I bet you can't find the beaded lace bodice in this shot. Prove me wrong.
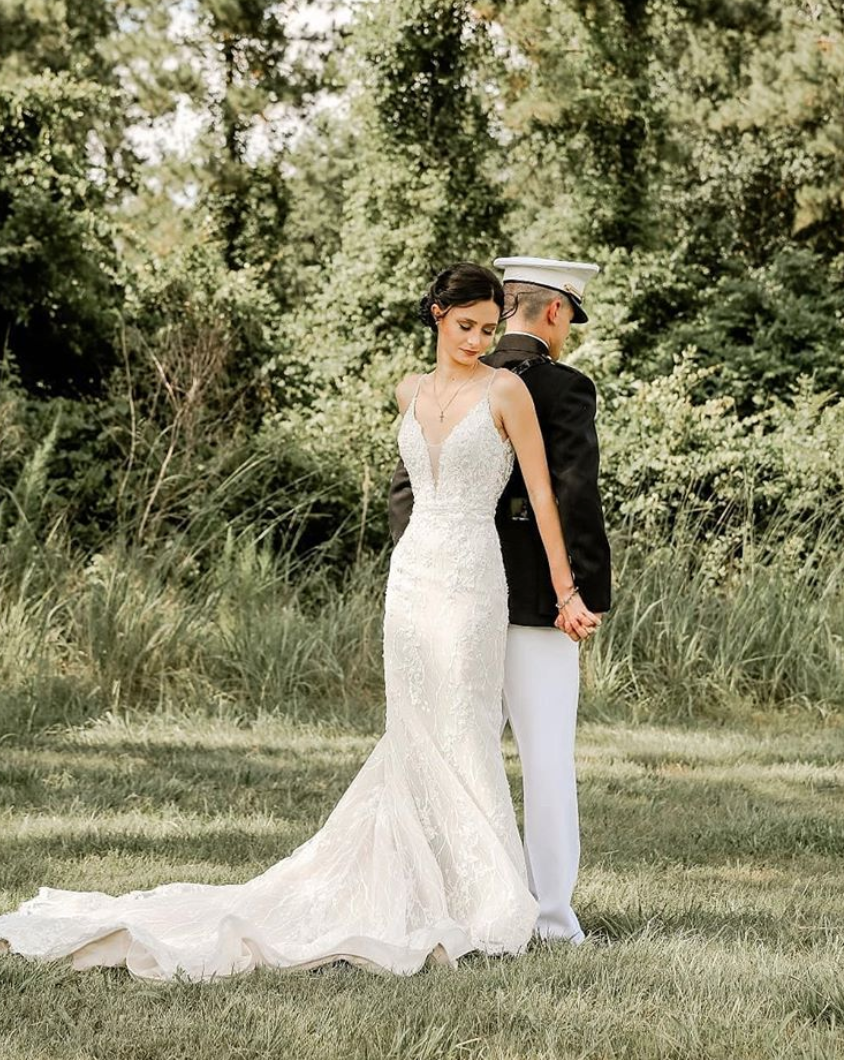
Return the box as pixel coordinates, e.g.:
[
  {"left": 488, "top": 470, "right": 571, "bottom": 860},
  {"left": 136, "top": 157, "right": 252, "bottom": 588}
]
[
  {"left": 0, "top": 369, "right": 536, "bottom": 981},
  {"left": 399, "top": 377, "right": 514, "bottom": 515}
]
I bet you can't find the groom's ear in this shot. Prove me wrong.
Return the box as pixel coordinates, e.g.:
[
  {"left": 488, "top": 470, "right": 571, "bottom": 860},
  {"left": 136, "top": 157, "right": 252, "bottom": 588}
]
[{"left": 546, "top": 297, "right": 564, "bottom": 325}]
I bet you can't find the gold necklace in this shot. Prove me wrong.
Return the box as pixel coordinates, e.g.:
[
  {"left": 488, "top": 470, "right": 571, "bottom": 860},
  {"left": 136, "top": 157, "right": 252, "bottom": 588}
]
[{"left": 431, "top": 362, "right": 478, "bottom": 423}]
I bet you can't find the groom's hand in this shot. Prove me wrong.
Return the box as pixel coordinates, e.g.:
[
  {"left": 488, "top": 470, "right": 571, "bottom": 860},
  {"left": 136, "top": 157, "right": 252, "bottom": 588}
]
[{"left": 555, "top": 602, "right": 602, "bottom": 642}]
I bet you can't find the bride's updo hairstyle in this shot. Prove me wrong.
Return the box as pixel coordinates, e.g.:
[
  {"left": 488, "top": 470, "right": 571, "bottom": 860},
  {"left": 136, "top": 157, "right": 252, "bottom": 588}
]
[{"left": 418, "top": 262, "right": 507, "bottom": 334}]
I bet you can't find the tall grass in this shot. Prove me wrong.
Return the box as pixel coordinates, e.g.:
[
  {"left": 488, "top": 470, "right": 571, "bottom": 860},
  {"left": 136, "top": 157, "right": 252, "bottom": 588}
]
[
  {"left": 583, "top": 505, "right": 844, "bottom": 723},
  {"left": 1, "top": 355, "right": 841, "bottom": 736},
  {"left": 0, "top": 343, "right": 386, "bottom": 735},
  {"left": 1, "top": 497, "right": 841, "bottom": 738},
  {"left": 0, "top": 536, "right": 387, "bottom": 736}
]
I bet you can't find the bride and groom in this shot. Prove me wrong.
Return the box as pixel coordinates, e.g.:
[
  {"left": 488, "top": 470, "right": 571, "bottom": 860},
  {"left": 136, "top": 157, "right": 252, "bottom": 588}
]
[{"left": 0, "top": 257, "right": 611, "bottom": 981}]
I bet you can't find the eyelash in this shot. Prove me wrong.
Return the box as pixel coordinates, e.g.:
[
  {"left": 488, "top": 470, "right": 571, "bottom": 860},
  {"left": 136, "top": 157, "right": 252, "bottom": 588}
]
[{"left": 459, "top": 324, "right": 495, "bottom": 334}]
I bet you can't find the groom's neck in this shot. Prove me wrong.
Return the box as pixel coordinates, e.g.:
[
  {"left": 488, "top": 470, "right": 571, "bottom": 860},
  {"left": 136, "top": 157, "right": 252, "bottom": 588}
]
[{"left": 503, "top": 327, "right": 555, "bottom": 358}]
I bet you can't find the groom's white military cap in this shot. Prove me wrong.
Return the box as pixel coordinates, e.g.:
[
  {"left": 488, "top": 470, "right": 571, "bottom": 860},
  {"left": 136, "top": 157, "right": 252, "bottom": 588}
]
[{"left": 494, "top": 256, "right": 600, "bottom": 324}]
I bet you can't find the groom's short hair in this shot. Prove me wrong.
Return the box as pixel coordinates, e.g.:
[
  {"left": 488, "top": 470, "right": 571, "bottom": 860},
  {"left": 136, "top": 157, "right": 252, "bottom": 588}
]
[{"left": 504, "top": 282, "right": 563, "bottom": 322}]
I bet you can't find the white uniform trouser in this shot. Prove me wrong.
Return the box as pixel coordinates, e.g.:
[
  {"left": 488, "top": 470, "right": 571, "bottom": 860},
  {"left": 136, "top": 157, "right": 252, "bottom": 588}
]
[{"left": 502, "top": 625, "right": 584, "bottom": 943}]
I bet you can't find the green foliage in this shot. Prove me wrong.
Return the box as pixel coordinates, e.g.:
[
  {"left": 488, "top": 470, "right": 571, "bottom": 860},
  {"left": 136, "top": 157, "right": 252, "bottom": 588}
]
[
  {"left": 596, "top": 351, "right": 844, "bottom": 561},
  {"left": 667, "top": 248, "right": 844, "bottom": 408},
  {"left": 0, "top": 240, "right": 372, "bottom": 568},
  {"left": 265, "top": 0, "right": 507, "bottom": 487},
  {"left": 586, "top": 511, "right": 844, "bottom": 721},
  {"left": 0, "top": 539, "right": 388, "bottom": 735},
  {"left": 276, "top": 112, "right": 359, "bottom": 306},
  {"left": 493, "top": 0, "right": 844, "bottom": 280},
  {"left": 1, "top": 482, "right": 842, "bottom": 737},
  {"left": 115, "top": 243, "right": 375, "bottom": 562},
  {"left": 0, "top": 409, "right": 61, "bottom": 580},
  {"left": 583, "top": 243, "right": 844, "bottom": 414},
  {"left": 0, "top": 0, "right": 116, "bottom": 82},
  {"left": 0, "top": 0, "right": 842, "bottom": 742},
  {"left": 123, "top": 0, "right": 321, "bottom": 276},
  {"left": 0, "top": 73, "right": 126, "bottom": 394},
  {"left": 489, "top": 0, "right": 671, "bottom": 253}
]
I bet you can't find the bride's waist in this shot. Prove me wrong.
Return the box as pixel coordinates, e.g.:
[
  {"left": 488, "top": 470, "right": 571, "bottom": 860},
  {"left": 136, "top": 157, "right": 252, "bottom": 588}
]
[
  {"left": 390, "top": 511, "right": 505, "bottom": 586},
  {"left": 409, "top": 501, "right": 496, "bottom": 525}
]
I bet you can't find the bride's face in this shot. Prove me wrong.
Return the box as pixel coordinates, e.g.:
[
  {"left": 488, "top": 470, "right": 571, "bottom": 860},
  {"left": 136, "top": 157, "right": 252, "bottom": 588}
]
[{"left": 433, "top": 299, "right": 500, "bottom": 367}]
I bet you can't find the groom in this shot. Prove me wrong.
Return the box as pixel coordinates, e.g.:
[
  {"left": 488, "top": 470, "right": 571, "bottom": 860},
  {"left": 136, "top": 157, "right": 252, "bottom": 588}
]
[{"left": 388, "top": 256, "right": 611, "bottom": 944}]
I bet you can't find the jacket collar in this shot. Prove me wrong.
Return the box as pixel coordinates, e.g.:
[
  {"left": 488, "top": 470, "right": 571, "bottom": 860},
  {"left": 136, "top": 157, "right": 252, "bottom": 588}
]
[{"left": 483, "top": 332, "right": 553, "bottom": 369}]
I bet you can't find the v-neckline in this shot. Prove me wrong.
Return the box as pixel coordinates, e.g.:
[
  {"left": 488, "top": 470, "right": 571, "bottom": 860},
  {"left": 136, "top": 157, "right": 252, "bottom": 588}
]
[
  {"left": 412, "top": 392, "right": 504, "bottom": 493},
  {"left": 411, "top": 390, "right": 489, "bottom": 451}
]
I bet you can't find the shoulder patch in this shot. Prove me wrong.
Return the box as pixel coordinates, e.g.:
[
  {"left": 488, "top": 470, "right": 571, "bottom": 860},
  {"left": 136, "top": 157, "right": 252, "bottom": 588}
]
[{"left": 507, "top": 356, "right": 549, "bottom": 378}]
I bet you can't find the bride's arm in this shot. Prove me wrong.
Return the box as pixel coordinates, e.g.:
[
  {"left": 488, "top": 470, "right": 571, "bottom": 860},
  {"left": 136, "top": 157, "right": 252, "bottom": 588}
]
[{"left": 494, "top": 372, "right": 600, "bottom": 639}]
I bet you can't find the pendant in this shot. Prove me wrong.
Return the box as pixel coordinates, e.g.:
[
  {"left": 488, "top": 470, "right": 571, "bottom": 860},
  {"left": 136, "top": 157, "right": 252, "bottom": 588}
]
[{"left": 439, "top": 411, "right": 444, "bottom": 422}]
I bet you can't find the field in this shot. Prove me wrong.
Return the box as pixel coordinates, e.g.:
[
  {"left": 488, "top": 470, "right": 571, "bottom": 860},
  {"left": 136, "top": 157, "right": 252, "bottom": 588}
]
[
  {"left": 4, "top": 0, "right": 844, "bottom": 1054},
  {"left": 2, "top": 711, "right": 843, "bottom": 1060}
]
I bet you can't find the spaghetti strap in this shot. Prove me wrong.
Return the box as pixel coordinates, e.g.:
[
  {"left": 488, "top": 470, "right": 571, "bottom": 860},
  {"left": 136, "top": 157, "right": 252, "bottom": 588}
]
[
  {"left": 485, "top": 368, "right": 498, "bottom": 397},
  {"left": 403, "top": 374, "right": 426, "bottom": 419}
]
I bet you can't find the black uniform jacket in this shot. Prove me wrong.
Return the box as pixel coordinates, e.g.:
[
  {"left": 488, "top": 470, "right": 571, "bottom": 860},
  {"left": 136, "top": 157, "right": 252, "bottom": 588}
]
[{"left": 387, "top": 333, "right": 612, "bottom": 625}]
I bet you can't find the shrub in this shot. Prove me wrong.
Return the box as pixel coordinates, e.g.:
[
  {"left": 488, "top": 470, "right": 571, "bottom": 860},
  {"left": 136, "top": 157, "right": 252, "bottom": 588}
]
[{"left": 595, "top": 351, "right": 844, "bottom": 569}]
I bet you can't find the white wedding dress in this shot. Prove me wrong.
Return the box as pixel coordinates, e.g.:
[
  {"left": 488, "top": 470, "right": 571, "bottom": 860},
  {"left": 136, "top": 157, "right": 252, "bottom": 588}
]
[{"left": 0, "top": 373, "right": 538, "bottom": 980}]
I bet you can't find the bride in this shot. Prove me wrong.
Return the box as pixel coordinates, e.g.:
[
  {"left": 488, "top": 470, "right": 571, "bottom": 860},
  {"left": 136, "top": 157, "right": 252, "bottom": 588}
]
[{"left": 0, "top": 262, "right": 591, "bottom": 980}]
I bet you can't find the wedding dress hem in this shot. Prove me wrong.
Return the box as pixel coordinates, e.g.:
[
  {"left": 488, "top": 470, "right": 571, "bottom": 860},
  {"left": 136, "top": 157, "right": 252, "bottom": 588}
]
[{"left": 0, "top": 890, "right": 527, "bottom": 980}]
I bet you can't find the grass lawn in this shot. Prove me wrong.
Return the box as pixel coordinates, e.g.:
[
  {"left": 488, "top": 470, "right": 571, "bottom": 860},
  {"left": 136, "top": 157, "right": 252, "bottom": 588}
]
[{"left": 1, "top": 712, "right": 842, "bottom": 1060}]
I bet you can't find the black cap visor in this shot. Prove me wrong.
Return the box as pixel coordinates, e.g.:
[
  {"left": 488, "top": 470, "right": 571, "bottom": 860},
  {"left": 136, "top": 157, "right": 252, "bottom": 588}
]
[{"left": 565, "top": 293, "right": 589, "bottom": 325}]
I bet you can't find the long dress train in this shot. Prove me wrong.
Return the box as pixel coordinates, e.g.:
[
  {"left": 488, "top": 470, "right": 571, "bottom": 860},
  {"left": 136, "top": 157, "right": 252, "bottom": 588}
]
[{"left": 0, "top": 373, "right": 538, "bottom": 980}]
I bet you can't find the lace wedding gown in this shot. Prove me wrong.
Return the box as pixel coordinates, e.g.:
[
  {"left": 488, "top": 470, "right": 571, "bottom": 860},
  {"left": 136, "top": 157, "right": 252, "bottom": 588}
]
[{"left": 0, "top": 373, "right": 538, "bottom": 980}]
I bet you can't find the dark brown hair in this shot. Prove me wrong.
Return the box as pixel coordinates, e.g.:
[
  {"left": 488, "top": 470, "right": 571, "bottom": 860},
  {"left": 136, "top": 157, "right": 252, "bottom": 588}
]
[{"left": 418, "top": 262, "right": 506, "bottom": 334}]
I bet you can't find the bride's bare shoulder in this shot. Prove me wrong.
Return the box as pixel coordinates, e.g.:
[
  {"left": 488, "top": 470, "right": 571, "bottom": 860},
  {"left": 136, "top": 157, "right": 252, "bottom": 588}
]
[
  {"left": 395, "top": 372, "right": 425, "bottom": 414},
  {"left": 490, "top": 367, "right": 529, "bottom": 403}
]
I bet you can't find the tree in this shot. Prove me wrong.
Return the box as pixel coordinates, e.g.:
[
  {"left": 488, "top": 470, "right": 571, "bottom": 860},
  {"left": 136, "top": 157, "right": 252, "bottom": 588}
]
[
  {"left": 487, "top": 0, "right": 844, "bottom": 387},
  {"left": 266, "top": 0, "right": 508, "bottom": 482},
  {"left": 0, "top": 0, "right": 116, "bottom": 82},
  {"left": 0, "top": 0, "right": 129, "bottom": 395},
  {"left": 112, "top": 0, "right": 329, "bottom": 291},
  {"left": 487, "top": 0, "right": 671, "bottom": 255}
]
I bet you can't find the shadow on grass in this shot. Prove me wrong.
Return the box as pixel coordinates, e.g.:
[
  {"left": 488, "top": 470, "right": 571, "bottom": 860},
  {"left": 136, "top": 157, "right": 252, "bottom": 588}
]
[
  {"left": 580, "top": 900, "right": 786, "bottom": 945},
  {"left": 2, "top": 724, "right": 843, "bottom": 960},
  {"left": 0, "top": 829, "right": 312, "bottom": 894},
  {"left": 4, "top": 732, "right": 843, "bottom": 868},
  {"left": 0, "top": 741, "right": 366, "bottom": 816}
]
